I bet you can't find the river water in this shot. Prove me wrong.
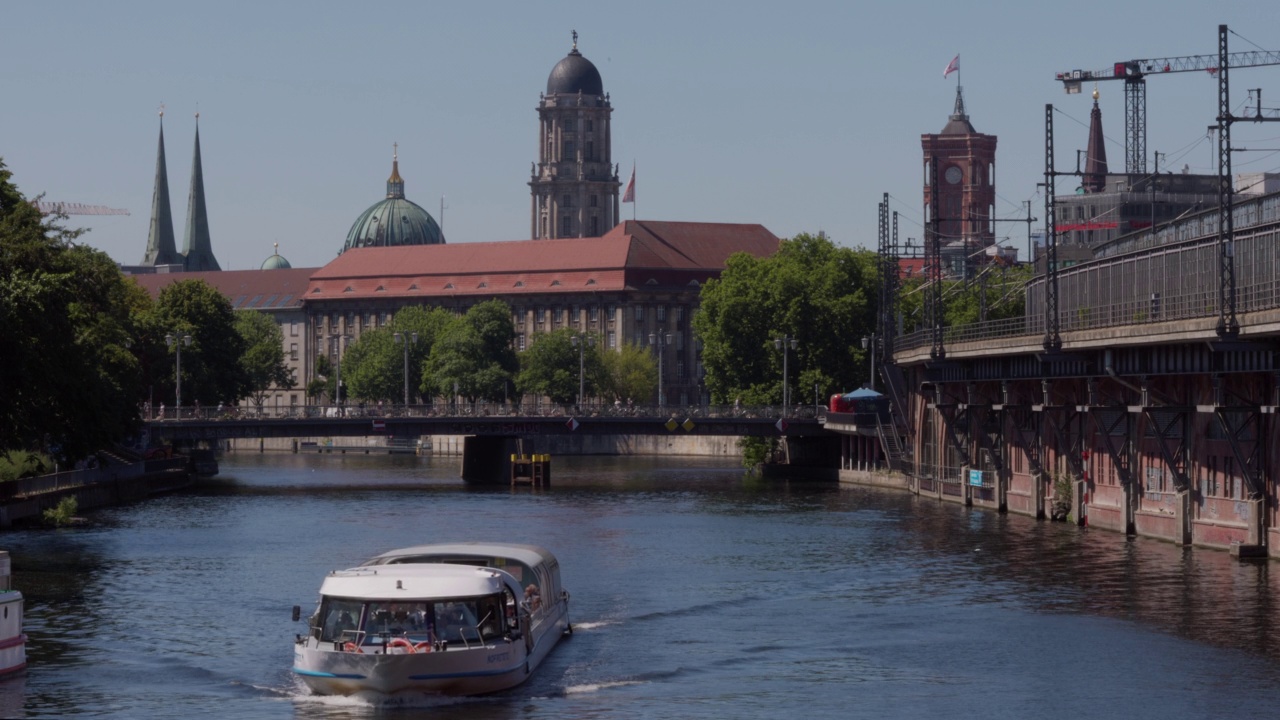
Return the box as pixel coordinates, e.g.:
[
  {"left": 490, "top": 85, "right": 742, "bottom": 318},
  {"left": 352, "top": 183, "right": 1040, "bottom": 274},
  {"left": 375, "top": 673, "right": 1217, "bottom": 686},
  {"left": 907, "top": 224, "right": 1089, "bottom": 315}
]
[{"left": 3, "top": 453, "right": 1280, "bottom": 719}]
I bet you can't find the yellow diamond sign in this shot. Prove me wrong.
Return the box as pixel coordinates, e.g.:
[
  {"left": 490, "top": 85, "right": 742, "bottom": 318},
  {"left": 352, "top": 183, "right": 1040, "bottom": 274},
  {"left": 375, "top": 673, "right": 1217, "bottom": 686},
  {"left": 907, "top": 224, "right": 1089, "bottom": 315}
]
[
  {"left": 682, "top": 418, "right": 695, "bottom": 431},
  {"left": 665, "top": 419, "right": 679, "bottom": 432}
]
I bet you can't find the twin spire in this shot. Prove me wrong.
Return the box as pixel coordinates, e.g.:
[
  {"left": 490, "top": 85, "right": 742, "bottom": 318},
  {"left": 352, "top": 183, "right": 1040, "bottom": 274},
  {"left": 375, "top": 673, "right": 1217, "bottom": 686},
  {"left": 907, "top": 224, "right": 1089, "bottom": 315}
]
[{"left": 142, "top": 109, "right": 220, "bottom": 270}]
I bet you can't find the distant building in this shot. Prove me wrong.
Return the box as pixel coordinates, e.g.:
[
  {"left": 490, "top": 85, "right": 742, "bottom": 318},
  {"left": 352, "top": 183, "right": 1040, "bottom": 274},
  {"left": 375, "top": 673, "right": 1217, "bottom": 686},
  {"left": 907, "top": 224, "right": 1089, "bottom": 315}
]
[
  {"left": 529, "top": 34, "right": 621, "bottom": 239},
  {"left": 136, "top": 112, "right": 222, "bottom": 272},
  {"left": 125, "top": 38, "right": 782, "bottom": 410},
  {"left": 921, "top": 86, "right": 998, "bottom": 278}
]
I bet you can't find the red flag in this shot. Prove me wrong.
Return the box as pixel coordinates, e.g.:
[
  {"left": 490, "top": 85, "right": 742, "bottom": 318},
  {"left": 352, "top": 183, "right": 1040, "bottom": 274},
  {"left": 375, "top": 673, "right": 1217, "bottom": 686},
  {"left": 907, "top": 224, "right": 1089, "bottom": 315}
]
[
  {"left": 622, "top": 165, "right": 635, "bottom": 203},
  {"left": 943, "top": 54, "right": 959, "bottom": 79}
]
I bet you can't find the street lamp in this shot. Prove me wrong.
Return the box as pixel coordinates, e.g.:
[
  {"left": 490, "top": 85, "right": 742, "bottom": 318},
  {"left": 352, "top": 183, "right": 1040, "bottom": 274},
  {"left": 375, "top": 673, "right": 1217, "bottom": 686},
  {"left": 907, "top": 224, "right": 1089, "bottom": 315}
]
[
  {"left": 570, "top": 334, "right": 595, "bottom": 408},
  {"left": 774, "top": 335, "right": 798, "bottom": 409},
  {"left": 861, "top": 333, "right": 877, "bottom": 391},
  {"left": 164, "top": 331, "right": 192, "bottom": 419},
  {"left": 332, "top": 335, "right": 352, "bottom": 406},
  {"left": 393, "top": 331, "right": 418, "bottom": 407},
  {"left": 649, "top": 330, "right": 672, "bottom": 407}
]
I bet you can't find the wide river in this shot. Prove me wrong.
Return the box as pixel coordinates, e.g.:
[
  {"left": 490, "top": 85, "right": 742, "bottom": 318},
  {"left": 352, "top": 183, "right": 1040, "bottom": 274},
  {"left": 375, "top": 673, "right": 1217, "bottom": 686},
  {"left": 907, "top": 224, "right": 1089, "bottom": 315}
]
[{"left": 4, "top": 452, "right": 1280, "bottom": 719}]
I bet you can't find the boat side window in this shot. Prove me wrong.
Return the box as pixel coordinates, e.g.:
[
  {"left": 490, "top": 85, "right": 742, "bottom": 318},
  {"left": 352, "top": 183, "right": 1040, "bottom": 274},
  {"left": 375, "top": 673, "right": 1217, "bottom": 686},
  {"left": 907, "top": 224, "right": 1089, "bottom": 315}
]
[{"left": 318, "top": 598, "right": 363, "bottom": 642}]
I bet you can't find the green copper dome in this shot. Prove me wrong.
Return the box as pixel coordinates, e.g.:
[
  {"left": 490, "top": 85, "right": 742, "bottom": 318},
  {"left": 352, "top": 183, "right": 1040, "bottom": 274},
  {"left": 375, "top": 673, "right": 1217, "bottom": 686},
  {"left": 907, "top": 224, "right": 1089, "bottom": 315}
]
[
  {"left": 261, "top": 243, "right": 292, "bottom": 269},
  {"left": 342, "top": 154, "right": 444, "bottom": 253}
]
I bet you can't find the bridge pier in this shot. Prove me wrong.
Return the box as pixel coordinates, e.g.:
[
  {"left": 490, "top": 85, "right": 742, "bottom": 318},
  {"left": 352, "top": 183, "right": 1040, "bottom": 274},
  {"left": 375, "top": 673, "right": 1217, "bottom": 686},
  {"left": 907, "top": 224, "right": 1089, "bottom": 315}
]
[{"left": 460, "top": 436, "right": 520, "bottom": 484}]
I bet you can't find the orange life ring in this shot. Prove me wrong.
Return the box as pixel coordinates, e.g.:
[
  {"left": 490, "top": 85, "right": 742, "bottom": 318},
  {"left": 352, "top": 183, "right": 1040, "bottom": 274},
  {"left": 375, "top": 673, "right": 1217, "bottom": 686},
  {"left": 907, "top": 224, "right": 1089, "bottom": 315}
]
[
  {"left": 342, "top": 642, "right": 364, "bottom": 653},
  {"left": 387, "top": 638, "right": 416, "bottom": 653},
  {"left": 414, "top": 641, "right": 434, "bottom": 653}
]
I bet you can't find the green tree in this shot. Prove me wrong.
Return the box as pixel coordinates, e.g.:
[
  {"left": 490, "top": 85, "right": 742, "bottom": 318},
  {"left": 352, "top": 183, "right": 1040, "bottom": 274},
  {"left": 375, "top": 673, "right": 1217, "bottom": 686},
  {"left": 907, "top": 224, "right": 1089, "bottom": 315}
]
[
  {"left": 0, "top": 158, "right": 143, "bottom": 461},
  {"left": 338, "top": 306, "right": 455, "bottom": 404},
  {"left": 429, "top": 300, "right": 519, "bottom": 403},
  {"left": 693, "top": 233, "right": 877, "bottom": 406},
  {"left": 308, "top": 355, "right": 334, "bottom": 402},
  {"left": 235, "top": 310, "right": 294, "bottom": 408},
  {"left": 151, "top": 279, "right": 250, "bottom": 407},
  {"left": 516, "top": 328, "right": 602, "bottom": 406},
  {"left": 599, "top": 342, "right": 656, "bottom": 403}
]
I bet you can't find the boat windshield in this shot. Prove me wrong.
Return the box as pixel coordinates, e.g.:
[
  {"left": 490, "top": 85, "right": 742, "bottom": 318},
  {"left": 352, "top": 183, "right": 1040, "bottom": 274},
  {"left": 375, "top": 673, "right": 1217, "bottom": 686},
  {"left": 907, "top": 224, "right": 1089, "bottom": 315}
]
[
  {"left": 317, "top": 598, "right": 363, "bottom": 643},
  {"left": 319, "top": 595, "right": 510, "bottom": 647}
]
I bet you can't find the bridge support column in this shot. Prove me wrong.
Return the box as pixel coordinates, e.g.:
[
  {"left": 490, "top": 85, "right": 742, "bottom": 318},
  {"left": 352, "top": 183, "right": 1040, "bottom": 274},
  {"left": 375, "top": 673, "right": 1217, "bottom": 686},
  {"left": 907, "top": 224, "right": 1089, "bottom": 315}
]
[
  {"left": 461, "top": 436, "right": 520, "bottom": 484},
  {"left": 1032, "top": 470, "right": 1046, "bottom": 520},
  {"left": 1176, "top": 490, "right": 1192, "bottom": 546},
  {"left": 960, "top": 464, "right": 973, "bottom": 506}
]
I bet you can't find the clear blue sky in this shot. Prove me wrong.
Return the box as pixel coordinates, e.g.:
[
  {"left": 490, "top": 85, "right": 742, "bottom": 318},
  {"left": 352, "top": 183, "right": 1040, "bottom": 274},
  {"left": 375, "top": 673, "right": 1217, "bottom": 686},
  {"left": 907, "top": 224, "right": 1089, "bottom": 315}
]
[{"left": 3, "top": 1, "right": 1278, "bottom": 270}]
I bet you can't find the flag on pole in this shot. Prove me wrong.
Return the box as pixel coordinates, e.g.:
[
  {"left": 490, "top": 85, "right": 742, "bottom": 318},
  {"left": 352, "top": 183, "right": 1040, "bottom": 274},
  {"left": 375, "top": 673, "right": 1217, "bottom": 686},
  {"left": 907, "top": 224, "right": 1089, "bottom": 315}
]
[
  {"left": 943, "top": 54, "right": 959, "bottom": 79},
  {"left": 622, "top": 164, "right": 635, "bottom": 203}
]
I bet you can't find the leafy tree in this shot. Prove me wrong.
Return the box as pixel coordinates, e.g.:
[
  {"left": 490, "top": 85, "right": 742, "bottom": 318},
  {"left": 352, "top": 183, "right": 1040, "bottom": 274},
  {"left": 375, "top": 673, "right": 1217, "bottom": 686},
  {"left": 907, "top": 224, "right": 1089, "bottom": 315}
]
[
  {"left": 236, "top": 310, "right": 294, "bottom": 408},
  {"left": 429, "top": 300, "right": 519, "bottom": 403},
  {"left": 151, "top": 279, "right": 249, "bottom": 407},
  {"left": 307, "top": 355, "right": 334, "bottom": 402},
  {"left": 694, "top": 233, "right": 877, "bottom": 406},
  {"left": 338, "top": 306, "right": 455, "bottom": 404},
  {"left": 599, "top": 342, "right": 656, "bottom": 403},
  {"left": 0, "top": 158, "right": 143, "bottom": 461},
  {"left": 516, "top": 328, "right": 603, "bottom": 406}
]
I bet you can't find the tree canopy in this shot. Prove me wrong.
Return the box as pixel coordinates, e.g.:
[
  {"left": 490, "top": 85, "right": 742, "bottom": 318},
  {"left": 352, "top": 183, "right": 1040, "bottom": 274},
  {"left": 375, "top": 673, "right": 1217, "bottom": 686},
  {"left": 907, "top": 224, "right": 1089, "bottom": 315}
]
[
  {"left": 0, "top": 158, "right": 143, "bottom": 460},
  {"left": 148, "top": 279, "right": 250, "bottom": 407},
  {"left": 428, "top": 300, "right": 520, "bottom": 403},
  {"left": 516, "top": 328, "right": 603, "bottom": 406},
  {"left": 693, "top": 232, "right": 878, "bottom": 405},
  {"left": 598, "top": 342, "right": 656, "bottom": 403},
  {"left": 236, "top": 310, "right": 294, "bottom": 407}
]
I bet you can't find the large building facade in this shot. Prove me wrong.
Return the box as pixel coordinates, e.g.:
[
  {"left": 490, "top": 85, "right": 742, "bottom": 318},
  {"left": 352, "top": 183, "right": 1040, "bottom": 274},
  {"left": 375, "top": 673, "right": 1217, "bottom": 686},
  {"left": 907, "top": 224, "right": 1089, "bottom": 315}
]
[{"left": 127, "top": 39, "right": 782, "bottom": 411}]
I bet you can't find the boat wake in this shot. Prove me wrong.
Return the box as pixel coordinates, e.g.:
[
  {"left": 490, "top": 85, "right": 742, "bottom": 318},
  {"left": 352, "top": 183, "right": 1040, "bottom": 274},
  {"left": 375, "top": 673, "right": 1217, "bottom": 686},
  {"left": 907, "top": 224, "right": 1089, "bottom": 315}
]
[
  {"left": 290, "top": 688, "right": 475, "bottom": 709},
  {"left": 569, "top": 619, "right": 616, "bottom": 631},
  {"left": 563, "top": 679, "right": 645, "bottom": 694}
]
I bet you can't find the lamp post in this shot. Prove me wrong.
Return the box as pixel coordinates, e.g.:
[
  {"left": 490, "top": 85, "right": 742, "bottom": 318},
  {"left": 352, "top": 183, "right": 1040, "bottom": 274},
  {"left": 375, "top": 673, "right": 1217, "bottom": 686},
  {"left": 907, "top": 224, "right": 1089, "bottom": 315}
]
[
  {"left": 164, "top": 331, "right": 192, "bottom": 419},
  {"left": 570, "top": 334, "right": 595, "bottom": 408},
  {"left": 393, "top": 331, "right": 418, "bottom": 407},
  {"left": 775, "top": 335, "right": 798, "bottom": 409},
  {"left": 649, "top": 330, "right": 672, "bottom": 408},
  {"left": 861, "top": 333, "right": 877, "bottom": 391},
  {"left": 332, "top": 335, "right": 351, "bottom": 406}
]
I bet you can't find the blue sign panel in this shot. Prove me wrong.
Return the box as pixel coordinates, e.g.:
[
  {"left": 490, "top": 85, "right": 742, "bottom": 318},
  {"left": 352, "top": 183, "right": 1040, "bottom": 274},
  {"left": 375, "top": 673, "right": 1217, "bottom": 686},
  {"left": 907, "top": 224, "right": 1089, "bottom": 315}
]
[{"left": 968, "top": 469, "right": 984, "bottom": 487}]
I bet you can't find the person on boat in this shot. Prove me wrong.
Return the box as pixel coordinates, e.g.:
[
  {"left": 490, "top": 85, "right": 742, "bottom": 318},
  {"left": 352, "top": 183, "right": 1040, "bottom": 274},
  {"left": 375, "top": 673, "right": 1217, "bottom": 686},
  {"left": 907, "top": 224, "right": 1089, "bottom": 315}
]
[{"left": 524, "top": 583, "right": 541, "bottom": 612}]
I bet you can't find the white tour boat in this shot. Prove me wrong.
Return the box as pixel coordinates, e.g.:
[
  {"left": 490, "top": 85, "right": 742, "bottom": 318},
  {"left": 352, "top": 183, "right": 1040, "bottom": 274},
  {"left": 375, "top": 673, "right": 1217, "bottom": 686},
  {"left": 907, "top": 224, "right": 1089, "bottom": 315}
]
[
  {"left": 292, "top": 543, "right": 570, "bottom": 696},
  {"left": 0, "top": 552, "right": 26, "bottom": 679}
]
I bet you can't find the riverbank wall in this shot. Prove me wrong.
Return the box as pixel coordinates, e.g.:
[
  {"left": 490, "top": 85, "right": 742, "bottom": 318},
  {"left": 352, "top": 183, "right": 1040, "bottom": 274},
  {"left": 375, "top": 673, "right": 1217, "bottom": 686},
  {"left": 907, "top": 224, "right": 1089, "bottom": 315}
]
[{"left": 0, "top": 458, "right": 194, "bottom": 527}]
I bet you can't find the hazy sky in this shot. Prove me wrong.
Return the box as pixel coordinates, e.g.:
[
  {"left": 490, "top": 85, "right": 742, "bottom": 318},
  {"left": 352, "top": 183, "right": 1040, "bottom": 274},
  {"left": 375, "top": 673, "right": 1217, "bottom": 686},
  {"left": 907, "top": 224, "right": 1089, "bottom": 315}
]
[{"left": 4, "top": 1, "right": 1278, "bottom": 271}]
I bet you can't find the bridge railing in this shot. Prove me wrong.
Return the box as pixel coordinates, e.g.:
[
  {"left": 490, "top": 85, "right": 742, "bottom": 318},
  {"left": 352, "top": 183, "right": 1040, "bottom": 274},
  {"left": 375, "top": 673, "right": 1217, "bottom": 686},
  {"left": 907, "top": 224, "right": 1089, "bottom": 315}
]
[{"left": 144, "top": 402, "right": 826, "bottom": 422}]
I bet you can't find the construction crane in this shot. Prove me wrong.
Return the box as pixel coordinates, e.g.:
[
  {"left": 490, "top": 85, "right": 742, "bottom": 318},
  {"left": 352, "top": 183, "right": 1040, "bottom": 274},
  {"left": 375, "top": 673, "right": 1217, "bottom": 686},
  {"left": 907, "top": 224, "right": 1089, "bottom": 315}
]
[
  {"left": 1055, "top": 25, "right": 1280, "bottom": 174},
  {"left": 32, "top": 201, "right": 130, "bottom": 216}
]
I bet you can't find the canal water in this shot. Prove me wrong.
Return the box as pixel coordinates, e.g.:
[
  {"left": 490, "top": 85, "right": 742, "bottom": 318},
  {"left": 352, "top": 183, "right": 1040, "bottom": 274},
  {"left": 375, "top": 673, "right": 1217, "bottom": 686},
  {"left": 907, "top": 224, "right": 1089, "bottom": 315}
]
[{"left": 4, "top": 453, "right": 1280, "bottom": 719}]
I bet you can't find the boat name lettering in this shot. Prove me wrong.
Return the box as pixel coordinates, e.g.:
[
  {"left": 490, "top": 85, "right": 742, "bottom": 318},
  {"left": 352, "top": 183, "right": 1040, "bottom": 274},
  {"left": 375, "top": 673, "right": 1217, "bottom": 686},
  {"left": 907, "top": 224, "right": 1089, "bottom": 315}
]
[{"left": 487, "top": 651, "right": 510, "bottom": 664}]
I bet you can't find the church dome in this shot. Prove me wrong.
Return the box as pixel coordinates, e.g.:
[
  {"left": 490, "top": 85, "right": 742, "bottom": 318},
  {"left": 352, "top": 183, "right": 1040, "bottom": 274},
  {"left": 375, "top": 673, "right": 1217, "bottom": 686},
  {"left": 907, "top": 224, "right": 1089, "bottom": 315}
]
[
  {"left": 547, "top": 45, "right": 604, "bottom": 96},
  {"left": 342, "top": 154, "right": 444, "bottom": 253},
  {"left": 261, "top": 243, "right": 292, "bottom": 269}
]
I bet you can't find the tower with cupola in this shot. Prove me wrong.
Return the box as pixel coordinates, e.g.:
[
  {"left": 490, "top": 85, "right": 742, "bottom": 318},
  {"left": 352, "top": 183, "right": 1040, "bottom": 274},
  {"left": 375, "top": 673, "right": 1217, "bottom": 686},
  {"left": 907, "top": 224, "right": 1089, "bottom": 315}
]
[{"left": 530, "top": 32, "right": 621, "bottom": 239}]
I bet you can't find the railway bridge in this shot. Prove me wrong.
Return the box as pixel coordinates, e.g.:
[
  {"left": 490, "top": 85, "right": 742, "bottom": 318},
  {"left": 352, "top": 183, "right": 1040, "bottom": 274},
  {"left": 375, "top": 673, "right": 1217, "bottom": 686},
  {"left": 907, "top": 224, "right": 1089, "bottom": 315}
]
[{"left": 878, "top": 190, "right": 1280, "bottom": 556}]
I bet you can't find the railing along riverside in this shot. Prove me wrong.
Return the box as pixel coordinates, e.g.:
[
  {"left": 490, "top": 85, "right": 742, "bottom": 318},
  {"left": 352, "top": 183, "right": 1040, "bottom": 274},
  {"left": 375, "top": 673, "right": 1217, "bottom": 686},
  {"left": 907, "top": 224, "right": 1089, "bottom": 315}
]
[{"left": 895, "top": 192, "right": 1280, "bottom": 354}]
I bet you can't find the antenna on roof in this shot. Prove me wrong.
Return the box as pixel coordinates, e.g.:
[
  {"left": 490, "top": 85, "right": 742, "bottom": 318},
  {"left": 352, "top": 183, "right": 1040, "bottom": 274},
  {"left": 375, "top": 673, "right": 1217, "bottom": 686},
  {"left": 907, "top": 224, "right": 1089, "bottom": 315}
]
[{"left": 572, "top": 29, "right": 578, "bottom": 50}]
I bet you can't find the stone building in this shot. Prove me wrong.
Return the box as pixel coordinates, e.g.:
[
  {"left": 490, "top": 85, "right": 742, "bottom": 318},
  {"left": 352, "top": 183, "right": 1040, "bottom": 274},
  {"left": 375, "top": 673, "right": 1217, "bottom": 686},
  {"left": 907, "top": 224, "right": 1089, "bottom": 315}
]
[
  {"left": 921, "top": 86, "right": 998, "bottom": 278},
  {"left": 529, "top": 34, "right": 621, "bottom": 239}
]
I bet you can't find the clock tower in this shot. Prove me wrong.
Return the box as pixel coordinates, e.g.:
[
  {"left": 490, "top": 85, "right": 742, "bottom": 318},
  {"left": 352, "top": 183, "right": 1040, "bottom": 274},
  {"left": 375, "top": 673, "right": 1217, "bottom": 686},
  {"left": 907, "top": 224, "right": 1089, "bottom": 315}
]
[{"left": 921, "top": 86, "right": 997, "bottom": 262}]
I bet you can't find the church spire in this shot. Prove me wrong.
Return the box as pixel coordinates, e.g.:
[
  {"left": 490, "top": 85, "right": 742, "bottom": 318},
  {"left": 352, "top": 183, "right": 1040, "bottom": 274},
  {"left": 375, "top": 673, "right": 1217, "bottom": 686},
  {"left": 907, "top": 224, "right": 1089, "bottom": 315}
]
[
  {"left": 386, "top": 143, "right": 405, "bottom": 199},
  {"left": 1083, "top": 86, "right": 1109, "bottom": 194},
  {"left": 142, "top": 109, "right": 180, "bottom": 266},
  {"left": 182, "top": 113, "right": 221, "bottom": 271}
]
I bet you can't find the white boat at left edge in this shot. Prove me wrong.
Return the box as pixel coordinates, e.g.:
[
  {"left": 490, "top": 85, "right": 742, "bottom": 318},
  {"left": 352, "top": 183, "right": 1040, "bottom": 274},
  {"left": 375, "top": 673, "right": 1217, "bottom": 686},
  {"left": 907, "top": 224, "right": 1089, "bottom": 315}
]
[{"left": 0, "top": 551, "right": 27, "bottom": 678}]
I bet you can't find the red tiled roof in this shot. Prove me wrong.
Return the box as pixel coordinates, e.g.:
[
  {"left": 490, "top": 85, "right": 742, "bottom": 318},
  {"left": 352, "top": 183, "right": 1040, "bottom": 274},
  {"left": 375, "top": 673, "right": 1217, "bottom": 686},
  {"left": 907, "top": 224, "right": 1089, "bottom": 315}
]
[
  {"left": 305, "top": 220, "right": 779, "bottom": 301},
  {"left": 130, "top": 267, "right": 317, "bottom": 310}
]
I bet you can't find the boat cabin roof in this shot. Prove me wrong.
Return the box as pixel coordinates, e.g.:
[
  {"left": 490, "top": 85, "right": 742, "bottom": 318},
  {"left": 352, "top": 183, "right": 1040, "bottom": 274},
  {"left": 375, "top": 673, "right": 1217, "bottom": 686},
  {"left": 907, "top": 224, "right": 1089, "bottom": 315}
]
[
  {"left": 320, "top": 563, "right": 517, "bottom": 601},
  {"left": 362, "top": 542, "right": 559, "bottom": 573}
]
